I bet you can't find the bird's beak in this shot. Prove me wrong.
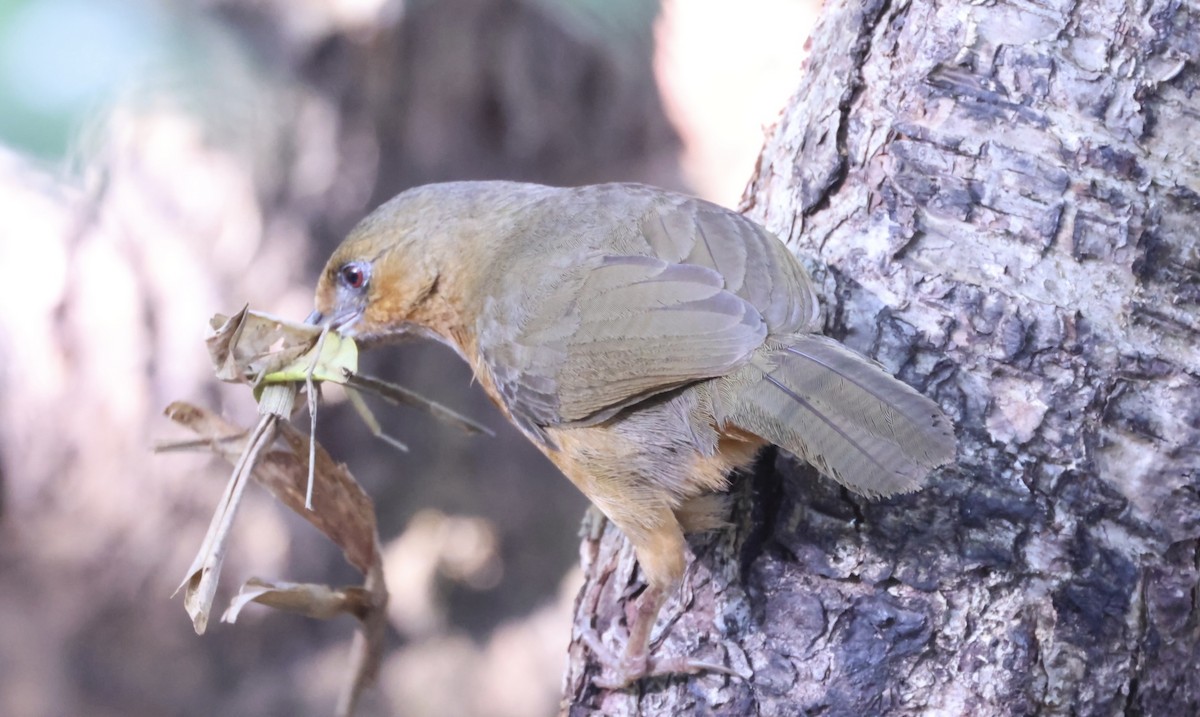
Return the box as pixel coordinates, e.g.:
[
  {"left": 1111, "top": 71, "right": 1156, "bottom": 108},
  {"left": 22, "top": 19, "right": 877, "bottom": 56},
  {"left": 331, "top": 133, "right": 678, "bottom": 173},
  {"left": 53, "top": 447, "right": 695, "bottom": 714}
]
[{"left": 305, "top": 306, "right": 364, "bottom": 334}]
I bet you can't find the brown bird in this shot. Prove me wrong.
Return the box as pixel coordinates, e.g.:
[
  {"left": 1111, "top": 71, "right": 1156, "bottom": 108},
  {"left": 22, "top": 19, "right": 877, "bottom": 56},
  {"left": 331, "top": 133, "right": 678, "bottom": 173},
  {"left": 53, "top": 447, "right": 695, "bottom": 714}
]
[{"left": 311, "top": 181, "right": 955, "bottom": 688}]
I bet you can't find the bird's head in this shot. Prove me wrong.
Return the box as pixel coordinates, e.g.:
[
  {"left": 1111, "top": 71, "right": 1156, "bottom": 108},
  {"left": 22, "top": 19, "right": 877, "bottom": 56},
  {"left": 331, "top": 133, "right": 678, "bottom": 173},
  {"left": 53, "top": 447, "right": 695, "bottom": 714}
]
[
  {"left": 310, "top": 212, "right": 442, "bottom": 346},
  {"left": 309, "top": 181, "right": 533, "bottom": 348}
]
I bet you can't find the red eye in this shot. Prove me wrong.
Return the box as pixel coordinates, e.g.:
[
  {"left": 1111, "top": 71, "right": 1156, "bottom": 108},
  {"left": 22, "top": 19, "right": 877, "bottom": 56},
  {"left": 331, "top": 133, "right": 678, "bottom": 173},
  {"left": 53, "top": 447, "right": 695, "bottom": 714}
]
[{"left": 339, "top": 262, "right": 368, "bottom": 290}]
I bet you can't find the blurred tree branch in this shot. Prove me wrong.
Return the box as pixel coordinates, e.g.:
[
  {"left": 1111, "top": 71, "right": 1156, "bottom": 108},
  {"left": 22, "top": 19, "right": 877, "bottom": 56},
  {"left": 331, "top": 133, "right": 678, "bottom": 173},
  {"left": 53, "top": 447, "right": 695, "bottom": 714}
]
[{"left": 0, "top": 1, "right": 679, "bottom": 715}]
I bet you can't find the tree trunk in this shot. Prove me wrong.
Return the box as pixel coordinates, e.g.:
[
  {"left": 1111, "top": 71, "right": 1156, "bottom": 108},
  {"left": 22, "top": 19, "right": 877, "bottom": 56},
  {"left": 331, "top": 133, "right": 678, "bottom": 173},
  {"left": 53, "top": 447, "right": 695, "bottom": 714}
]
[{"left": 563, "top": 0, "right": 1200, "bottom": 713}]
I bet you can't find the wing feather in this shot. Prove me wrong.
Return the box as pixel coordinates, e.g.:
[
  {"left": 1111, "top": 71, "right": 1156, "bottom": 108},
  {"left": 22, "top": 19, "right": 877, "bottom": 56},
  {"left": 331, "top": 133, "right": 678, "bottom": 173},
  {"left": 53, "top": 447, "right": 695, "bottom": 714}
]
[
  {"left": 480, "top": 254, "right": 766, "bottom": 435},
  {"left": 477, "top": 187, "right": 819, "bottom": 441}
]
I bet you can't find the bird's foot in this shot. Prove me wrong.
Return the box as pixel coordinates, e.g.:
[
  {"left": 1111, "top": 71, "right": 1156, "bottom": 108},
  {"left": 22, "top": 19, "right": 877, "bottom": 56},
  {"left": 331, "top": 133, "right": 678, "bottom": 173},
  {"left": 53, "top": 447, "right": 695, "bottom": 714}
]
[{"left": 579, "top": 628, "right": 742, "bottom": 690}]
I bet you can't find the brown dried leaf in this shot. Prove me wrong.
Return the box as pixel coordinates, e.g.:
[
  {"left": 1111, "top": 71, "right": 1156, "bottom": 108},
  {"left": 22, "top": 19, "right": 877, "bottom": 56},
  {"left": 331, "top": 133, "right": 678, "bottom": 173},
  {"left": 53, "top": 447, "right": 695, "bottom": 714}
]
[
  {"left": 172, "top": 306, "right": 494, "bottom": 716},
  {"left": 163, "top": 399, "right": 379, "bottom": 579},
  {"left": 243, "top": 419, "right": 389, "bottom": 715},
  {"left": 264, "top": 423, "right": 379, "bottom": 575},
  {"left": 206, "top": 308, "right": 251, "bottom": 382},
  {"left": 340, "top": 568, "right": 387, "bottom": 717},
  {"left": 163, "top": 399, "right": 387, "bottom": 716},
  {"left": 222, "top": 578, "right": 371, "bottom": 623},
  {"left": 166, "top": 401, "right": 281, "bottom": 634},
  {"left": 205, "top": 308, "right": 325, "bottom": 385}
]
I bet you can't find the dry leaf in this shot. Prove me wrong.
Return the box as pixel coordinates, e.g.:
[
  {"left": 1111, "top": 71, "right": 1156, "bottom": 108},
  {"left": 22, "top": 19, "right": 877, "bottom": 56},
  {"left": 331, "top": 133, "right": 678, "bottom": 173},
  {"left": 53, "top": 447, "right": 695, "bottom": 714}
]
[
  {"left": 163, "top": 306, "right": 493, "bottom": 716},
  {"left": 163, "top": 400, "right": 386, "bottom": 717},
  {"left": 222, "top": 578, "right": 371, "bottom": 623},
  {"left": 206, "top": 308, "right": 252, "bottom": 381},
  {"left": 206, "top": 307, "right": 336, "bottom": 385},
  {"left": 166, "top": 401, "right": 284, "bottom": 634},
  {"left": 264, "top": 422, "right": 381, "bottom": 576}
]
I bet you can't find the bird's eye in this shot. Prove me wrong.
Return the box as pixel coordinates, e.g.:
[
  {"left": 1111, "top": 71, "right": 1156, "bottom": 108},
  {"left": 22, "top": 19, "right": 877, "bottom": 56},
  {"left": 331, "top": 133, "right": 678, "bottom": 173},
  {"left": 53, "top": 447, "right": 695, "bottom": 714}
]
[{"left": 339, "top": 262, "right": 369, "bottom": 290}]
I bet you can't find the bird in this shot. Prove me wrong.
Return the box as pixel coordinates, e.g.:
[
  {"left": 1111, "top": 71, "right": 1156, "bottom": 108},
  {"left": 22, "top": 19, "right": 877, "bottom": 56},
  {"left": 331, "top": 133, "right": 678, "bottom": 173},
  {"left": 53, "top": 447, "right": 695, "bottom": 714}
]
[{"left": 309, "top": 181, "right": 956, "bottom": 688}]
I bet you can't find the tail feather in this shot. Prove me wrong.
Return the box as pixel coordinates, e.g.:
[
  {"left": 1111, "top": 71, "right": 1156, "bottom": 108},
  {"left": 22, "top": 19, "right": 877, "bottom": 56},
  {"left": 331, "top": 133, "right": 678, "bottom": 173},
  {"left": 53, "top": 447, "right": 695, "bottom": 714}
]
[{"left": 717, "top": 334, "right": 955, "bottom": 496}]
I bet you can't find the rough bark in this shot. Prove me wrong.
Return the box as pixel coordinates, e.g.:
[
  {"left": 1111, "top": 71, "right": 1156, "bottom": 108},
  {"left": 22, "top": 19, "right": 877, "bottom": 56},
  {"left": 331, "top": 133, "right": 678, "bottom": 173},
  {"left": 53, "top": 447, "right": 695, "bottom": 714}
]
[{"left": 563, "top": 0, "right": 1200, "bottom": 714}]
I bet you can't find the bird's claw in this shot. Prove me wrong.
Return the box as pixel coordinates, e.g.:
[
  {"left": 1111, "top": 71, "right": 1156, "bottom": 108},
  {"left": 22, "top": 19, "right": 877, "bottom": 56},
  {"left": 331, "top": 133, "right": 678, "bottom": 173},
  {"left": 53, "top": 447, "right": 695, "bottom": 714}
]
[{"left": 579, "top": 627, "right": 743, "bottom": 689}]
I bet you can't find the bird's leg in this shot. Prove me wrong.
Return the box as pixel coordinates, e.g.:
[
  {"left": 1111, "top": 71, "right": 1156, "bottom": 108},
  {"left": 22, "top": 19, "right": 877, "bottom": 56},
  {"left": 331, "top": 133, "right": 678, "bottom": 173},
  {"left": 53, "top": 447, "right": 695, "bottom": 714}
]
[
  {"left": 580, "top": 522, "right": 742, "bottom": 689},
  {"left": 579, "top": 582, "right": 664, "bottom": 688}
]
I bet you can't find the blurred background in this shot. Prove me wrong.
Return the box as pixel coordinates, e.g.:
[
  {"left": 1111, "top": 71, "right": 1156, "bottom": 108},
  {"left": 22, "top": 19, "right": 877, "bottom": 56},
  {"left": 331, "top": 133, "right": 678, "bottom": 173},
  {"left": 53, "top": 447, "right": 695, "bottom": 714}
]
[{"left": 0, "top": 0, "right": 815, "bottom": 714}]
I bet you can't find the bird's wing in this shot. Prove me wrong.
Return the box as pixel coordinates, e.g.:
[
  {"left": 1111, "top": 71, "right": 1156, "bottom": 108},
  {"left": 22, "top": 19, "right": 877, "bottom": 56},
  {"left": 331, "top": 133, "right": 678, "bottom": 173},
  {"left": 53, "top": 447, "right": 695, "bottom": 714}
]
[
  {"left": 635, "top": 196, "right": 821, "bottom": 335},
  {"left": 479, "top": 253, "right": 767, "bottom": 442}
]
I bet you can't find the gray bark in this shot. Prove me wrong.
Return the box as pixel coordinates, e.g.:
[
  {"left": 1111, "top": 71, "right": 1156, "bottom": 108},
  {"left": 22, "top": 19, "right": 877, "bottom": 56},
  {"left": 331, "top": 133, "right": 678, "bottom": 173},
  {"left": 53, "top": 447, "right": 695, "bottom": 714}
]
[{"left": 563, "top": 0, "right": 1200, "bottom": 714}]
